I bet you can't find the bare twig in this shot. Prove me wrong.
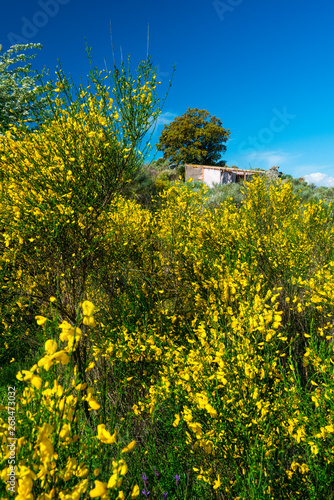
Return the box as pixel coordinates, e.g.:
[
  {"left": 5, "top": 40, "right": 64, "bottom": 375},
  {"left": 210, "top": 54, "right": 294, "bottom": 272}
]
[
  {"left": 109, "top": 21, "right": 116, "bottom": 67},
  {"left": 147, "top": 22, "right": 149, "bottom": 59}
]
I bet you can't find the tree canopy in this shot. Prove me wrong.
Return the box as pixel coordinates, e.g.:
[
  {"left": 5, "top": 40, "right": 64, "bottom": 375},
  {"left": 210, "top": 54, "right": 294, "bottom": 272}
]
[
  {"left": 0, "top": 43, "right": 51, "bottom": 133},
  {"left": 156, "top": 107, "right": 230, "bottom": 166}
]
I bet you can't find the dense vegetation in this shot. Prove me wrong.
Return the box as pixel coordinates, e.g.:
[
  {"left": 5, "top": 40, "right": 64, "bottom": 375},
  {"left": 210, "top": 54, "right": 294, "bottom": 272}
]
[
  {"left": 1, "top": 48, "right": 334, "bottom": 500},
  {"left": 140, "top": 160, "right": 334, "bottom": 211},
  {"left": 0, "top": 43, "right": 53, "bottom": 134},
  {"left": 155, "top": 108, "right": 230, "bottom": 166}
]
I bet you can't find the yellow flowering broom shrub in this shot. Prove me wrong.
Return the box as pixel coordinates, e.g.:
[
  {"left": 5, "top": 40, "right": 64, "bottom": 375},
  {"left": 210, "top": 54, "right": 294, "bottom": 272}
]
[
  {"left": 1, "top": 175, "right": 334, "bottom": 498},
  {"left": 86, "top": 178, "right": 334, "bottom": 498},
  {"left": 0, "top": 51, "right": 163, "bottom": 375},
  {"left": 1, "top": 47, "right": 334, "bottom": 498},
  {"left": 0, "top": 301, "right": 139, "bottom": 499}
]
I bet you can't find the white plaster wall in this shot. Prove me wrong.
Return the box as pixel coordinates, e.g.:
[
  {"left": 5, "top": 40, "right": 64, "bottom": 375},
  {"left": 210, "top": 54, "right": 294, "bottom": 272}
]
[{"left": 203, "top": 168, "right": 221, "bottom": 187}]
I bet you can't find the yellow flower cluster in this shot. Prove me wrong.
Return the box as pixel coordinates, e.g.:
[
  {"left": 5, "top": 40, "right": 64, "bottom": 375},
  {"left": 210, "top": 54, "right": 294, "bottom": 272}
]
[
  {"left": 1, "top": 107, "right": 334, "bottom": 498},
  {"left": 0, "top": 301, "right": 139, "bottom": 499},
  {"left": 81, "top": 177, "right": 334, "bottom": 496}
]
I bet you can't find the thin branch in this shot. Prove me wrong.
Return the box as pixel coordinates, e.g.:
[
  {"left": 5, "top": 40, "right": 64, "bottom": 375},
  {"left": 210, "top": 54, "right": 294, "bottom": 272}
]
[
  {"left": 109, "top": 21, "right": 116, "bottom": 67},
  {"left": 147, "top": 23, "right": 149, "bottom": 59}
]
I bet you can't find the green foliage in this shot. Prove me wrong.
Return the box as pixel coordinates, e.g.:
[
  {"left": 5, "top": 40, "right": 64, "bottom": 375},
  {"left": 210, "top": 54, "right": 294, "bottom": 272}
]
[
  {"left": 204, "top": 181, "right": 244, "bottom": 209},
  {"left": 183, "top": 178, "right": 244, "bottom": 210},
  {"left": 156, "top": 107, "right": 230, "bottom": 166},
  {"left": 285, "top": 178, "right": 334, "bottom": 204},
  {"left": 0, "top": 43, "right": 53, "bottom": 133},
  {"left": 150, "top": 157, "right": 170, "bottom": 170},
  {"left": 131, "top": 162, "right": 186, "bottom": 208}
]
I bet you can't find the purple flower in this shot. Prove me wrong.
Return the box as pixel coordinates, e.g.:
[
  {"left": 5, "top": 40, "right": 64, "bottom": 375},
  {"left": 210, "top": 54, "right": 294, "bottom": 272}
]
[
  {"left": 162, "top": 493, "right": 168, "bottom": 499},
  {"left": 154, "top": 467, "right": 161, "bottom": 480},
  {"left": 142, "top": 489, "right": 150, "bottom": 498},
  {"left": 141, "top": 473, "right": 149, "bottom": 489},
  {"left": 173, "top": 474, "right": 181, "bottom": 487}
]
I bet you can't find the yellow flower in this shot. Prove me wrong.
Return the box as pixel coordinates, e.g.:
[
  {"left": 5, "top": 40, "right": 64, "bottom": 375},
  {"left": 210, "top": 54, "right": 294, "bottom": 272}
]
[
  {"left": 51, "top": 351, "right": 70, "bottom": 365},
  {"left": 121, "top": 440, "right": 136, "bottom": 453},
  {"left": 107, "top": 473, "right": 123, "bottom": 489},
  {"left": 37, "top": 423, "right": 54, "bottom": 439},
  {"left": 86, "top": 361, "right": 96, "bottom": 372},
  {"left": 132, "top": 404, "right": 141, "bottom": 415},
  {"left": 58, "top": 321, "right": 74, "bottom": 341},
  {"left": 213, "top": 474, "right": 221, "bottom": 490},
  {"left": 97, "top": 424, "right": 117, "bottom": 444},
  {"left": 38, "top": 356, "right": 55, "bottom": 371},
  {"left": 286, "top": 470, "right": 293, "bottom": 479},
  {"left": 77, "top": 463, "right": 89, "bottom": 478},
  {"left": 36, "top": 493, "right": 52, "bottom": 499},
  {"left": 16, "top": 370, "right": 42, "bottom": 390},
  {"left": 90, "top": 480, "right": 108, "bottom": 498},
  {"left": 64, "top": 479, "right": 89, "bottom": 498},
  {"left": 82, "top": 300, "right": 95, "bottom": 316},
  {"left": 59, "top": 423, "right": 70, "bottom": 439},
  {"left": 112, "top": 459, "right": 128, "bottom": 476},
  {"left": 38, "top": 351, "right": 69, "bottom": 371},
  {"left": 45, "top": 339, "right": 58, "bottom": 355},
  {"left": 309, "top": 442, "right": 319, "bottom": 455},
  {"left": 205, "top": 404, "right": 217, "bottom": 418},
  {"left": 88, "top": 399, "right": 101, "bottom": 410},
  {"left": 63, "top": 456, "right": 78, "bottom": 481},
  {"left": 130, "top": 485, "right": 140, "bottom": 498},
  {"left": 83, "top": 315, "right": 97, "bottom": 327},
  {"left": 16, "top": 477, "right": 33, "bottom": 499},
  {"left": 173, "top": 414, "right": 180, "bottom": 427},
  {"left": 35, "top": 316, "right": 47, "bottom": 326},
  {"left": 39, "top": 438, "right": 54, "bottom": 464}
]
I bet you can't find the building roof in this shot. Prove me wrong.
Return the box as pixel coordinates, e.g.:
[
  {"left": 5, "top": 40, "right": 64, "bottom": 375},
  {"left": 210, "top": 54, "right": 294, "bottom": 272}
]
[{"left": 185, "top": 164, "right": 265, "bottom": 174}]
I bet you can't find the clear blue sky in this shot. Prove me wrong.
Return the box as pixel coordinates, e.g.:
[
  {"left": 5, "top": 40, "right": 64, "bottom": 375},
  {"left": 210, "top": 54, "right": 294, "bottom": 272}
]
[{"left": 1, "top": 0, "right": 334, "bottom": 186}]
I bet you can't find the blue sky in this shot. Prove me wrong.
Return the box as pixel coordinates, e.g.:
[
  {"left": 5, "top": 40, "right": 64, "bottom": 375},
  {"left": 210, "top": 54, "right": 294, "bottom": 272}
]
[{"left": 1, "top": 0, "right": 334, "bottom": 186}]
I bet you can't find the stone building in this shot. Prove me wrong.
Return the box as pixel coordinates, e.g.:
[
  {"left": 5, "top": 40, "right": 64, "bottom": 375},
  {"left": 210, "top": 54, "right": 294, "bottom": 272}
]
[{"left": 185, "top": 164, "right": 265, "bottom": 188}]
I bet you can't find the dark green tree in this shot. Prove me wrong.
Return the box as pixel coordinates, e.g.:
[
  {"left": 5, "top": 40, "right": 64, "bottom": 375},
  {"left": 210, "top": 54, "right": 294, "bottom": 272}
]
[{"left": 156, "top": 107, "right": 230, "bottom": 165}]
